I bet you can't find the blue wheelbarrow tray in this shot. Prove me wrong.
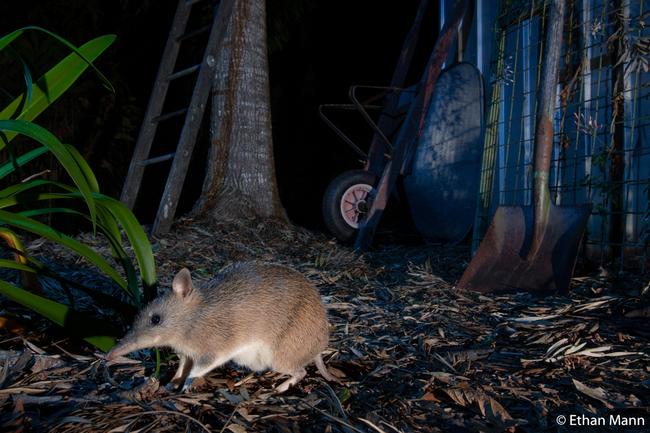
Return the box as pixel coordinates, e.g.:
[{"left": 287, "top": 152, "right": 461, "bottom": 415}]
[{"left": 403, "top": 62, "right": 484, "bottom": 244}]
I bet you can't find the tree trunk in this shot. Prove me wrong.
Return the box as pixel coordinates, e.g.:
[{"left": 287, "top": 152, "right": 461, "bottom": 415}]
[{"left": 194, "top": 0, "right": 286, "bottom": 221}]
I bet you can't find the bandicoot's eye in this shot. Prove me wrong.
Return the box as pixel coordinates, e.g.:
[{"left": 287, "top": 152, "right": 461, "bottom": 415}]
[{"left": 151, "top": 314, "right": 161, "bottom": 325}]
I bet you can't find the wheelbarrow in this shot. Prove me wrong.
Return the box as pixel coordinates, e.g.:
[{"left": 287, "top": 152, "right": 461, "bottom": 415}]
[{"left": 320, "top": 0, "right": 483, "bottom": 249}]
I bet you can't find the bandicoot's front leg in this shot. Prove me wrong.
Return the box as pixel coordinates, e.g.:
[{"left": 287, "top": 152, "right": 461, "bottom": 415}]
[
  {"left": 166, "top": 356, "right": 193, "bottom": 391},
  {"left": 180, "top": 354, "right": 226, "bottom": 393}
]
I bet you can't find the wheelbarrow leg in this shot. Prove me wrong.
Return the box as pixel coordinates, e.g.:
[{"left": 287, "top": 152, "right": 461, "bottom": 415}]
[{"left": 355, "top": 159, "right": 400, "bottom": 251}]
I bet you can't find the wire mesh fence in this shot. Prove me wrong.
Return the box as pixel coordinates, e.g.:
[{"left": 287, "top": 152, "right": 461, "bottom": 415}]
[{"left": 472, "top": 0, "right": 650, "bottom": 275}]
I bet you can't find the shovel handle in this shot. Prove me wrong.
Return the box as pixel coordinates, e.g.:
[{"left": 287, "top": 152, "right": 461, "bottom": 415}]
[{"left": 532, "top": 0, "right": 565, "bottom": 229}]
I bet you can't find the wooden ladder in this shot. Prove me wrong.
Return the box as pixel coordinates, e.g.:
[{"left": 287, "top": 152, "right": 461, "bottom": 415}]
[{"left": 120, "top": 0, "right": 227, "bottom": 235}]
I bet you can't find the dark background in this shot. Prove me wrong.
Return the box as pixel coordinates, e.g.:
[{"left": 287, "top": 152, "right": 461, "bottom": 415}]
[{"left": 0, "top": 0, "right": 439, "bottom": 233}]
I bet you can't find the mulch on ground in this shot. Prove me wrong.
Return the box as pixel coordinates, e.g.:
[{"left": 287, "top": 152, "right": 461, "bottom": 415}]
[{"left": 0, "top": 216, "right": 649, "bottom": 432}]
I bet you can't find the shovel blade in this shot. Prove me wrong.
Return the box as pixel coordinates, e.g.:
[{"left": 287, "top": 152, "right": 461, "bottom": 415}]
[{"left": 458, "top": 203, "right": 591, "bottom": 293}]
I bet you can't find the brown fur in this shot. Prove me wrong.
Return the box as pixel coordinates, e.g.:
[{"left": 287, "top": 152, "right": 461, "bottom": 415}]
[{"left": 107, "top": 262, "right": 334, "bottom": 392}]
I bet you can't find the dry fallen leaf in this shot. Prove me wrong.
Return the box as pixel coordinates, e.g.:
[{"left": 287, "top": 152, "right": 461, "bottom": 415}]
[{"left": 572, "top": 379, "right": 614, "bottom": 409}]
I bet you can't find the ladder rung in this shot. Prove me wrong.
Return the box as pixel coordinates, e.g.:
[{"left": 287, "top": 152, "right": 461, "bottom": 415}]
[
  {"left": 141, "top": 152, "right": 176, "bottom": 166},
  {"left": 177, "top": 24, "right": 211, "bottom": 42},
  {"left": 152, "top": 107, "right": 188, "bottom": 123},
  {"left": 168, "top": 64, "right": 201, "bottom": 81}
]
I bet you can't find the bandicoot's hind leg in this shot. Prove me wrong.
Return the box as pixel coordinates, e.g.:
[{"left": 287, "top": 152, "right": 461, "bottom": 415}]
[
  {"left": 275, "top": 368, "right": 307, "bottom": 394},
  {"left": 314, "top": 354, "right": 340, "bottom": 383}
]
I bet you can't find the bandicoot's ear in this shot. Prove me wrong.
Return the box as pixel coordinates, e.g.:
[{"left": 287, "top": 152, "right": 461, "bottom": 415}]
[{"left": 172, "top": 268, "right": 194, "bottom": 298}]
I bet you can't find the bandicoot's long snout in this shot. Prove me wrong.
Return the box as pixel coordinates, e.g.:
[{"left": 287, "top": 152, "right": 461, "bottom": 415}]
[
  {"left": 105, "top": 340, "right": 137, "bottom": 360},
  {"left": 105, "top": 333, "right": 156, "bottom": 360}
]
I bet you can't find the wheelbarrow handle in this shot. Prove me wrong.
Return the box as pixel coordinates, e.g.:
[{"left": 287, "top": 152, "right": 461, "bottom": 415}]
[
  {"left": 349, "top": 85, "right": 414, "bottom": 154},
  {"left": 349, "top": 85, "right": 416, "bottom": 119},
  {"left": 348, "top": 85, "right": 411, "bottom": 103},
  {"left": 318, "top": 84, "right": 413, "bottom": 160},
  {"left": 318, "top": 104, "right": 369, "bottom": 159}
]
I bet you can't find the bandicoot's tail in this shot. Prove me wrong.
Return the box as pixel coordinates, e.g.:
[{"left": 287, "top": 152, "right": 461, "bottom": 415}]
[{"left": 314, "top": 354, "right": 340, "bottom": 383}]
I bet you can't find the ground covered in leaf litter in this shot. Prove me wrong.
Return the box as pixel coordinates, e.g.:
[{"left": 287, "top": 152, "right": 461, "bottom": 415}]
[{"left": 0, "top": 217, "right": 649, "bottom": 433}]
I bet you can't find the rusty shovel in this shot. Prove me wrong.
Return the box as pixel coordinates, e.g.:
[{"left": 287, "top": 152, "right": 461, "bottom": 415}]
[{"left": 458, "top": 0, "right": 591, "bottom": 294}]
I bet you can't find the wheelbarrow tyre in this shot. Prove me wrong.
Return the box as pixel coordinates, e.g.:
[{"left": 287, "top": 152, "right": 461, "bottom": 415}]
[{"left": 322, "top": 170, "right": 377, "bottom": 242}]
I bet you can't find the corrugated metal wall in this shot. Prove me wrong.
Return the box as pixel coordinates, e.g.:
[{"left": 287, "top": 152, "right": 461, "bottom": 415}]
[{"left": 456, "top": 0, "right": 649, "bottom": 273}]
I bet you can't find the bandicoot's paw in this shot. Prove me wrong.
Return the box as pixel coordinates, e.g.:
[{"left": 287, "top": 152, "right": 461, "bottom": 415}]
[
  {"left": 181, "top": 377, "right": 195, "bottom": 393},
  {"left": 164, "top": 382, "right": 180, "bottom": 393},
  {"left": 274, "top": 380, "right": 293, "bottom": 394}
]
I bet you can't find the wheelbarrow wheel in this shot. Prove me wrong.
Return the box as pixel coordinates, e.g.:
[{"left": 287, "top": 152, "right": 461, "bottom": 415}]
[{"left": 322, "top": 170, "right": 377, "bottom": 242}]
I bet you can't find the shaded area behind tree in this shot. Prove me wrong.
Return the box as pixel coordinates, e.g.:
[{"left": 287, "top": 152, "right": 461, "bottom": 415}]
[{"left": 0, "top": 0, "right": 438, "bottom": 234}]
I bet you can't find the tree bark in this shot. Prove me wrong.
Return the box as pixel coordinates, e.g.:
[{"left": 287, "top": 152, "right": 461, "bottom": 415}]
[{"left": 194, "top": 0, "right": 286, "bottom": 221}]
